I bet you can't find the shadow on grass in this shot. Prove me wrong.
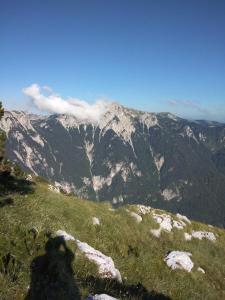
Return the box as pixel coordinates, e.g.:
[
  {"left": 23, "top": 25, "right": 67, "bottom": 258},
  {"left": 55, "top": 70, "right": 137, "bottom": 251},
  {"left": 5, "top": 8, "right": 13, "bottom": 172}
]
[
  {"left": 83, "top": 276, "right": 172, "bottom": 300},
  {"left": 25, "top": 236, "right": 172, "bottom": 300},
  {"left": 25, "top": 236, "right": 81, "bottom": 300},
  {"left": 0, "top": 197, "right": 14, "bottom": 208},
  {"left": 0, "top": 171, "right": 34, "bottom": 196}
]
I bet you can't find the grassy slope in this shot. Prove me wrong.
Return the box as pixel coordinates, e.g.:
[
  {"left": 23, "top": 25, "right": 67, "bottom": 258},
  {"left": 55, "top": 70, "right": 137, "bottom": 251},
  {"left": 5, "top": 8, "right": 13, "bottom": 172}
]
[{"left": 0, "top": 177, "right": 225, "bottom": 300}]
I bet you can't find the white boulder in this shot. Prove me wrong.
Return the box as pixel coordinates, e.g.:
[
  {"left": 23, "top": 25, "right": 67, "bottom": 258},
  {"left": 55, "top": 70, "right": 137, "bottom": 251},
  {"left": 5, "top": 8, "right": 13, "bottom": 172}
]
[
  {"left": 54, "top": 181, "right": 73, "bottom": 194},
  {"left": 48, "top": 184, "right": 60, "bottom": 193},
  {"left": 55, "top": 230, "right": 75, "bottom": 241},
  {"left": 86, "top": 294, "right": 118, "bottom": 300},
  {"left": 55, "top": 230, "right": 122, "bottom": 282},
  {"left": 150, "top": 228, "right": 161, "bottom": 238},
  {"left": 151, "top": 212, "right": 188, "bottom": 237},
  {"left": 173, "top": 220, "right": 186, "bottom": 230},
  {"left": 136, "top": 205, "right": 152, "bottom": 215},
  {"left": 26, "top": 174, "right": 33, "bottom": 182},
  {"left": 197, "top": 267, "right": 205, "bottom": 274},
  {"left": 184, "top": 231, "right": 216, "bottom": 241},
  {"left": 164, "top": 251, "right": 194, "bottom": 272},
  {"left": 184, "top": 232, "right": 192, "bottom": 241},
  {"left": 76, "top": 240, "right": 122, "bottom": 282},
  {"left": 130, "top": 212, "right": 142, "bottom": 223},
  {"left": 176, "top": 213, "right": 191, "bottom": 224},
  {"left": 92, "top": 217, "right": 100, "bottom": 226},
  {"left": 191, "top": 231, "right": 216, "bottom": 241},
  {"left": 153, "top": 214, "right": 173, "bottom": 231},
  {"left": 150, "top": 213, "right": 173, "bottom": 237}
]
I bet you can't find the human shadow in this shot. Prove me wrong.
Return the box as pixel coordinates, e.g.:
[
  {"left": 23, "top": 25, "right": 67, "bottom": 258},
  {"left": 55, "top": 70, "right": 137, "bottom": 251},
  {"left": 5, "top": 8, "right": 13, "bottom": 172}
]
[
  {"left": 25, "top": 236, "right": 81, "bottom": 300},
  {"left": 0, "top": 171, "right": 34, "bottom": 196},
  {"left": 84, "top": 276, "right": 172, "bottom": 300}
]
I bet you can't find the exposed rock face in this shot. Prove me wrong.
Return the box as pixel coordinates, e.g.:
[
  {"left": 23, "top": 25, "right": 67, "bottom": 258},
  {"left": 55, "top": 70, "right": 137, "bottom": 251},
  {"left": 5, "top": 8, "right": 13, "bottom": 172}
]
[
  {"left": 150, "top": 212, "right": 187, "bottom": 237},
  {"left": 1, "top": 105, "right": 225, "bottom": 226}
]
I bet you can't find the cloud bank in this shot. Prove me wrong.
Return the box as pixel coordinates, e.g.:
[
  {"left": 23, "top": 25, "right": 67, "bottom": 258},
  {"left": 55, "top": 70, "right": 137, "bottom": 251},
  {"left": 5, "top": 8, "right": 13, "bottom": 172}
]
[
  {"left": 167, "top": 99, "right": 225, "bottom": 122},
  {"left": 23, "top": 84, "right": 110, "bottom": 123},
  {"left": 168, "top": 99, "right": 209, "bottom": 115}
]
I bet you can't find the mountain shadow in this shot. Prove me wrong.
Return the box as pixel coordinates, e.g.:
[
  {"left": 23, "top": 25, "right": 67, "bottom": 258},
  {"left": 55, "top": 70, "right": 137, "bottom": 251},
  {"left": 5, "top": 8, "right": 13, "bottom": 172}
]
[
  {"left": 25, "top": 236, "right": 81, "bottom": 300},
  {"left": 84, "top": 276, "right": 172, "bottom": 300}
]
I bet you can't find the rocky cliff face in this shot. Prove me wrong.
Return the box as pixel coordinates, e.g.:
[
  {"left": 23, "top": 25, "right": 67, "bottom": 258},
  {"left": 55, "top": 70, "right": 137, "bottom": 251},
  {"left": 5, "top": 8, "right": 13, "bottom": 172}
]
[{"left": 1, "top": 104, "right": 225, "bottom": 226}]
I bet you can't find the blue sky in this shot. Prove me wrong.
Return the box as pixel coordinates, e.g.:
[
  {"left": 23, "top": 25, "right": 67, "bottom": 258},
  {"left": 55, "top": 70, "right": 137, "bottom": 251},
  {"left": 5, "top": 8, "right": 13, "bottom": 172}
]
[{"left": 1, "top": 0, "right": 225, "bottom": 121}]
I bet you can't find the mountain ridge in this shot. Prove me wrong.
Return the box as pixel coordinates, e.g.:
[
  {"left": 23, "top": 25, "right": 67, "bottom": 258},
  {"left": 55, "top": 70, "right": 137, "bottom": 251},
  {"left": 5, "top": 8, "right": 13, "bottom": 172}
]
[{"left": 1, "top": 105, "right": 225, "bottom": 227}]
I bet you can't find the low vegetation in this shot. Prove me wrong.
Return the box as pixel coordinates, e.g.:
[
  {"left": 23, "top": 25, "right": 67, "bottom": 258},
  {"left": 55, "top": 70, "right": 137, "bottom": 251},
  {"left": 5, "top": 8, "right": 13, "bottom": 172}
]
[{"left": 0, "top": 175, "right": 225, "bottom": 300}]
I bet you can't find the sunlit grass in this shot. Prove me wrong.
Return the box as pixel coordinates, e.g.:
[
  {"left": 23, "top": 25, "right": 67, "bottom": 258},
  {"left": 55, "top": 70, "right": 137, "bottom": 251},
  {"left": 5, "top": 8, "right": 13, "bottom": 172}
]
[{"left": 0, "top": 178, "right": 225, "bottom": 299}]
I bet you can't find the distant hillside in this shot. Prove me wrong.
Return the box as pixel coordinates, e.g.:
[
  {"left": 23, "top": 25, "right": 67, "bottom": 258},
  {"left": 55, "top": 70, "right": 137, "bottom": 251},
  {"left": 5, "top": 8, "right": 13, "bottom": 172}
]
[{"left": 1, "top": 104, "right": 225, "bottom": 227}]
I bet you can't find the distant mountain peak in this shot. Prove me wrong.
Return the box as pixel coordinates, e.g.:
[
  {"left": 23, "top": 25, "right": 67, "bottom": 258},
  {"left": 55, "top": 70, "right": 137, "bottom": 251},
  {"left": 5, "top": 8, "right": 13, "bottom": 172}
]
[{"left": 1, "top": 106, "right": 225, "bottom": 227}]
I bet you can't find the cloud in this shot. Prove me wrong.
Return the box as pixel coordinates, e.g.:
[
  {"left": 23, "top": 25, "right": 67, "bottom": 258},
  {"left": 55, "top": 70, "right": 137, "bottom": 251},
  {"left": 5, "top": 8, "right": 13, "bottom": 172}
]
[
  {"left": 167, "top": 99, "right": 225, "bottom": 122},
  {"left": 168, "top": 99, "right": 209, "bottom": 115},
  {"left": 23, "top": 84, "right": 110, "bottom": 123}
]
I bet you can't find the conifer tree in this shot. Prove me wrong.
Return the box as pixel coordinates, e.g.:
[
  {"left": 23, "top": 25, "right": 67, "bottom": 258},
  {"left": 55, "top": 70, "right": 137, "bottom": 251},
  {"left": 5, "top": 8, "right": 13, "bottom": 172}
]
[{"left": 0, "top": 101, "right": 4, "bottom": 120}]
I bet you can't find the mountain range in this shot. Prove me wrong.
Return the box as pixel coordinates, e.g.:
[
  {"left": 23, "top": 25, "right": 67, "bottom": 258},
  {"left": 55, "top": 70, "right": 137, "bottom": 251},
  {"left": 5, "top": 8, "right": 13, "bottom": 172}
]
[{"left": 1, "top": 103, "right": 225, "bottom": 227}]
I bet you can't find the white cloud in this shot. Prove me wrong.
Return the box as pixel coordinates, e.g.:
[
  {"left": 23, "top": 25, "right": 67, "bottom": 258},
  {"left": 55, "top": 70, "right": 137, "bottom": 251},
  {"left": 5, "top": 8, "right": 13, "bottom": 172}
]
[{"left": 23, "top": 84, "right": 110, "bottom": 123}]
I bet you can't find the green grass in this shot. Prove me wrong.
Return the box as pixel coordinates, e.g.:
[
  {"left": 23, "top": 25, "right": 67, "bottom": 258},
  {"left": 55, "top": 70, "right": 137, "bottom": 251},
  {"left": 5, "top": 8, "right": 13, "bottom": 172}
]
[{"left": 0, "top": 178, "right": 225, "bottom": 300}]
